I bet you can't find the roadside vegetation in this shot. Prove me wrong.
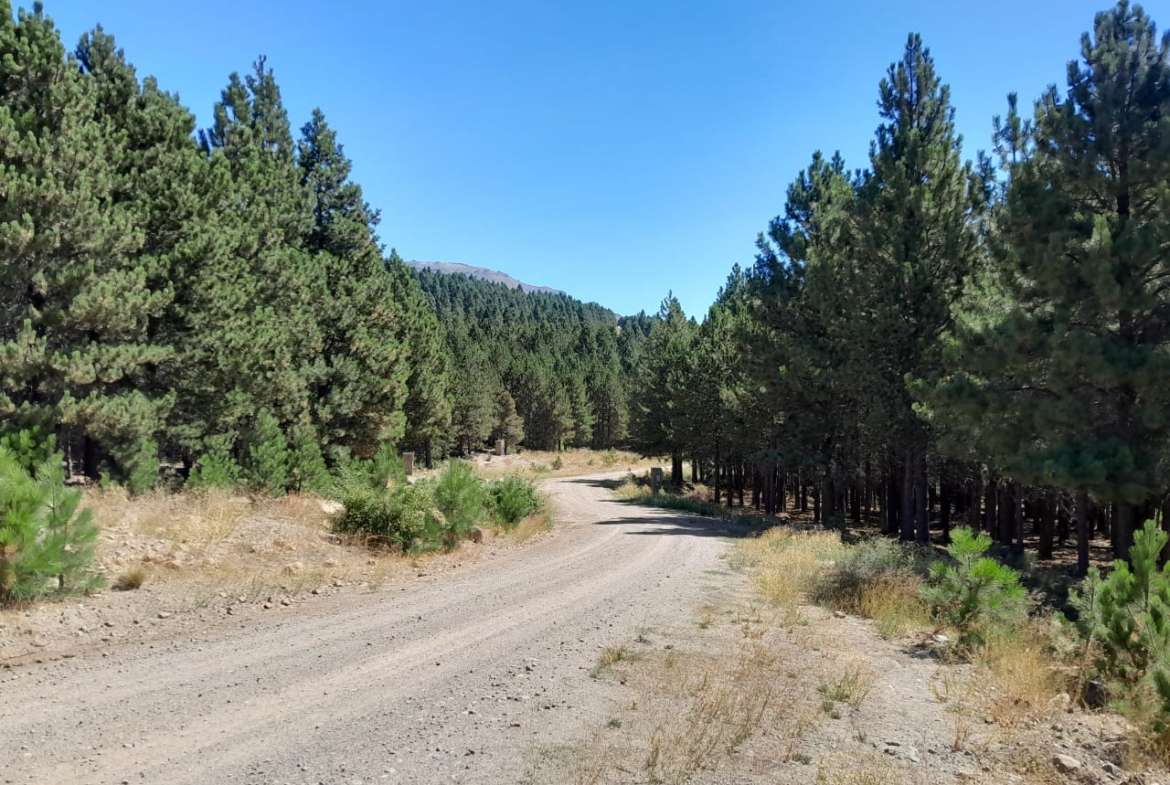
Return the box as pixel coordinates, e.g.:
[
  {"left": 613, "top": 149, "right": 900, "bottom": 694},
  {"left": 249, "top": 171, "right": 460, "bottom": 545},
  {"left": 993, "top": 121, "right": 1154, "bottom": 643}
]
[
  {"left": 734, "top": 520, "right": 1170, "bottom": 769},
  {"left": 0, "top": 425, "right": 547, "bottom": 608}
]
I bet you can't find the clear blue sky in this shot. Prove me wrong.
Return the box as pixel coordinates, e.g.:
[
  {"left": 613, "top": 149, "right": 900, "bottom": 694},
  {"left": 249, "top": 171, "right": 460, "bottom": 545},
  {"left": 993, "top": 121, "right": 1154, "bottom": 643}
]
[{"left": 43, "top": 0, "right": 1168, "bottom": 317}]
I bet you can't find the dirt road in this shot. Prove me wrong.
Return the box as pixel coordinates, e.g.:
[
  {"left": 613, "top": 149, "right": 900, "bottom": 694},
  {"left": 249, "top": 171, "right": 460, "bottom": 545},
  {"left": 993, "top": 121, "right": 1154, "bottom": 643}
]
[{"left": 0, "top": 474, "right": 732, "bottom": 785}]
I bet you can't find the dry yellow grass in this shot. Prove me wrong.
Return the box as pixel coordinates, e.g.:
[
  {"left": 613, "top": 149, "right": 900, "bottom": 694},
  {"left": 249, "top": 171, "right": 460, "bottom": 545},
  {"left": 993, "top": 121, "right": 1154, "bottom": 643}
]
[
  {"left": 976, "top": 623, "right": 1066, "bottom": 728},
  {"left": 83, "top": 485, "right": 403, "bottom": 602},
  {"left": 818, "top": 660, "right": 875, "bottom": 711},
  {"left": 859, "top": 574, "right": 932, "bottom": 639},
  {"left": 736, "top": 528, "right": 846, "bottom": 608},
  {"left": 474, "top": 448, "right": 655, "bottom": 480},
  {"left": 612, "top": 476, "right": 643, "bottom": 500},
  {"left": 815, "top": 753, "right": 922, "bottom": 785},
  {"left": 506, "top": 508, "right": 554, "bottom": 543},
  {"left": 642, "top": 641, "right": 787, "bottom": 784}
]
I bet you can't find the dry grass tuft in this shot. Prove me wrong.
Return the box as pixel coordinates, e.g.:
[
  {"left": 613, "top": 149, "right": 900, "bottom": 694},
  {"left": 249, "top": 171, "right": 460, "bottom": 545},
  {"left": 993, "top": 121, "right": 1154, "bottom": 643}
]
[
  {"left": 112, "top": 565, "right": 148, "bottom": 591},
  {"left": 976, "top": 623, "right": 1066, "bottom": 728},
  {"left": 736, "top": 528, "right": 846, "bottom": 608},
  {"left": 815, "top": 753, "right": 918, "bottom": 785},
  {"left": 642, "top": 641, "right": 787, "bottom": 783},
  {"left": 818, "top": 661, "right": 875, "bottom": 711},
  {"left": 613, "top": 476, "right": 643, "bottom": 500},
  {"left": 507, "top": 508, "right": 553, "bottom": 543},
  {"left": 859, "top": 574, "right": 932, "bottom": 639},
  {"left": 592, "top": 644, "right": 632, "bottom": 678}
]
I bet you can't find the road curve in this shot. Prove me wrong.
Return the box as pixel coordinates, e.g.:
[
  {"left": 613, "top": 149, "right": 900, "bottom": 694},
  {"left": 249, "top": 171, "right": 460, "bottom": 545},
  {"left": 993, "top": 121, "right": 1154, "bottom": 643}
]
[{"left": 0, "top": 473, "right": 732, "bottom": 785}]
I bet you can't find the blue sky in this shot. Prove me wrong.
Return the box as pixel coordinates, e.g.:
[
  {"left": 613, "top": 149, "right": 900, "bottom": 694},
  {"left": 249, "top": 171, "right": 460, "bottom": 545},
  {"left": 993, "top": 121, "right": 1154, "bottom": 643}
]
[{"left": 44, "top": 0, "right": 1168, "bottom": 317}]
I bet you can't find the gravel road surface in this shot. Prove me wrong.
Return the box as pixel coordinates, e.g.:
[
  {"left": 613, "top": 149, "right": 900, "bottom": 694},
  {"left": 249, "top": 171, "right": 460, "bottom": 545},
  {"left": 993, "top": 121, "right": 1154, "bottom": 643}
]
[{"left": 0, "top": 473, "right": 730, "bottom": 785}]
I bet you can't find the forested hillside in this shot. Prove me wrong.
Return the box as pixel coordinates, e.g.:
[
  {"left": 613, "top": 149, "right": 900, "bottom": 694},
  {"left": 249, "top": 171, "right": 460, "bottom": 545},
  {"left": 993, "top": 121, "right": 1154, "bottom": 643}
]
[
  {"left": 3, "top": 0, "right": 1170, "bottom": 575},
  {"left": 412, "top": 268, "right": 646, "bottom": 456},
  {"left": 627, "top": 2, "right": 1170, "bottom": 573},
  {"left": 0, "top": 1, "right": 644, "bottom": 487}
]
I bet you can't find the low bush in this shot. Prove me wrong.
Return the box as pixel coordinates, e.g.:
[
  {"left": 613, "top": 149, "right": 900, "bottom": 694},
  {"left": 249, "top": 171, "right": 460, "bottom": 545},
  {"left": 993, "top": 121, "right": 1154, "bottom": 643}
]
[
  {"left": 490, "top": 475, "right": 542, "bottom": 526},
  {"left": 187, "top": 443, "right": 242, "bottom": 489},
  {"left": 113, "top": 566, "right": 148, "bottom": 591},
  {"left": 1070, "top": 519, "right": 1170, "bottom": 731},
  {"left": 811, "top": 537, "right": 932, "bottom": 638},
  {"left": 0, "top": 445, "right": 103, "bottom": 603},
  {"left": 737, "top": 529, "right": 847, "bottom": 608},
  {"left": 433, "top": 461, "right": 486, "bottom": 538},
  {"left": 334, "top": 480, "right": 439, "bottom": 552},
  {"left": 921, "top": 527, "right": 1027, "bottom": 647}
]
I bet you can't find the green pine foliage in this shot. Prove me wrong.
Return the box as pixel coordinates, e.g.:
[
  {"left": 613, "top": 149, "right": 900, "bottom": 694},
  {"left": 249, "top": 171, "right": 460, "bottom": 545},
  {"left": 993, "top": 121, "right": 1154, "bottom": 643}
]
[
  {"left": 432, "top": 461, "right": 486, "bottom": 538},
  {"left": 187, "top": 442, "right": 242, "bottom": 490},
  {"left": 920, "top": 528, "right": 1027, "bottom": 646},
  {"left": 0, "top": 445, "right": 101, "bottom": 603},
  {"left": 1071, "top": 520, "right": 1170, "bottom": 727},
  {"left": 244, "top": 410, "right": 290, "bottom": 496},
  {"left": 489, "top": 475, "right": 542, "bottom": 526},
  {"left": 289, "top": 424, "right": 331, "bottom": 494}
]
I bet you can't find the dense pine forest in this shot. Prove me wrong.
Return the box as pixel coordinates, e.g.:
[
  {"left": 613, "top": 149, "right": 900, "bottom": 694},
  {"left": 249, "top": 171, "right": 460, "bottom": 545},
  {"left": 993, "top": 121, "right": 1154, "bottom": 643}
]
[
  {"left": 2, "top": 0, "right": 1170, "bottom": 576},
  {"left": 627, "top": 2, "right": 1170, "bottom": 575},
  {"left": 0, "top": 1, "right": 644, "bottom": 490}
]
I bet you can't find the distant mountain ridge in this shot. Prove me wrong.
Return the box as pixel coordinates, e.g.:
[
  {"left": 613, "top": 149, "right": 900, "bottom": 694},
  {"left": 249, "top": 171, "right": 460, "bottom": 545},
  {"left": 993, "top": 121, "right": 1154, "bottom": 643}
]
[{"left": 406, "top": 261, "right": 562, "bottom": 295}]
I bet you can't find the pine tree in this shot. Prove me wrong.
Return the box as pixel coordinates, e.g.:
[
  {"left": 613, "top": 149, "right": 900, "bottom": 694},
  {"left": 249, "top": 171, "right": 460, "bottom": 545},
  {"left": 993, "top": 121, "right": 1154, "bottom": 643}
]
[
  {"left": 630, "top": 295, "right": 695, "bottom": 484},
  {"left": 245, "top": 409, "right": 291, "bottom": 495},
  {"left": 289, "top": 423, "right": 330, "bottom": 493},
  {"left": 491, "top": 389, "right": 525, "bottom": 451},
  {"left": 297, "top": 110, "right": 409, "bottom": 456},
  {"left": 855, "top": 35, "right": 985, "bottom": 542},
  {"left": 177, "top": 58, "right": 321, "bottom": 456},
  {"left": 936, "top": 2, "right": 1170, "bottom": 565},
  {"left": 0, "top": 7, "right": 172, "bottom": 481},
  {"left": 397, "top": 258, "right": 454, "bottom": 466}
]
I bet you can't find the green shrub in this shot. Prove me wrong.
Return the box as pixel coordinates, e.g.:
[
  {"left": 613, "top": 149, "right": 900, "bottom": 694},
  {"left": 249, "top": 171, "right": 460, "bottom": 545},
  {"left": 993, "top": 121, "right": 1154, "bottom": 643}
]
[
  {"left": 433, "top": 461, "right": 486, "bottom": 537},
  {"left": 1070, "top": 519, "right": 1170, "bottom": 728},
  {"left": 245, "top": 410, "right": 290, "bottom": 495},
  {"left": 188, "top": 442, "right": 242, "bottom": 489},
  {"left": 289, "top": 425, "right": 330, "bottom": 494},
  {"left": 0, "top": 427, "right": 58, "bottom": 473},
  {"left": 920, "top": 527, "right": 1027, "bottom": 647},
  {"left": 333, "top": 443, "right": 405, "bottom": 493},
  {"left": 120, "top": 437, "right": 160, "bottom": 496},
  {"left": 490, "top": 475, "right": 542, "bottom": 526},
  {"left": 812, "top": 536, "right": 930, "bottom": 611},
  {"left": 0, "top": 447, "right": 102, "bottom": 603},
  {"left": 334, "top": 481, "right": 438, "bottom": 552}
]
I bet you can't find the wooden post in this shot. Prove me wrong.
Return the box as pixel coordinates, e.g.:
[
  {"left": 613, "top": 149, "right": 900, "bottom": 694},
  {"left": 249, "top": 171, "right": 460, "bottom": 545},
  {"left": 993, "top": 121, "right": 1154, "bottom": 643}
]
[{"left": 402, "top": 451, "right": 415, "bottom": 477}]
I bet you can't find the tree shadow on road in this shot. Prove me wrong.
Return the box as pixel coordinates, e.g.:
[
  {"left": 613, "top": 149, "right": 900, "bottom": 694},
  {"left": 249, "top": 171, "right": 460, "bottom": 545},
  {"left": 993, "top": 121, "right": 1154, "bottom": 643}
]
[{"left": 591, "top": 514, "right": 755, "bottom": 539}]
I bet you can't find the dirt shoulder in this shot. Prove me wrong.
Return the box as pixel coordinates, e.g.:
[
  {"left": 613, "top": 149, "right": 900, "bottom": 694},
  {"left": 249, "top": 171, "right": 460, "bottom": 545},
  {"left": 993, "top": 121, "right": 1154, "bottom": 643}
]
[{"left": 0, "top": 472, "right": 732, "bottom": 785}]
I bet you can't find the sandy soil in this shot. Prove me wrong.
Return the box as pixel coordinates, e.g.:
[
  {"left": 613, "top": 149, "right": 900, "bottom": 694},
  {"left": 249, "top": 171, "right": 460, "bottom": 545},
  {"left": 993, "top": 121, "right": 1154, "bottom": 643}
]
[{"left": 0, "top": 473, "right": 731, "bottom": 785}]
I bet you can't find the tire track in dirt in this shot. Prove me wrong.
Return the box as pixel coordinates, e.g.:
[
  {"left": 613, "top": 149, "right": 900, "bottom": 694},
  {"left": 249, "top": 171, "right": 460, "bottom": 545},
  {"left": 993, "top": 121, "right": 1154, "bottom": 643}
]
[{"left": 0, "top": 473, "right": 732, "bottom": 785}]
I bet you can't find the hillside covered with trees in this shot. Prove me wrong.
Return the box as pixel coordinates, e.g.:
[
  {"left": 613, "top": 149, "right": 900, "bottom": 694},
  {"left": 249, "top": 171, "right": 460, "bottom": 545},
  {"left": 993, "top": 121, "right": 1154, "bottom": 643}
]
[
  {"left": 0, "top": 0, "right": 645, "bottom": 489},
  {"left": 3, "top": 0, "right": 1170, "bottom": 577}
]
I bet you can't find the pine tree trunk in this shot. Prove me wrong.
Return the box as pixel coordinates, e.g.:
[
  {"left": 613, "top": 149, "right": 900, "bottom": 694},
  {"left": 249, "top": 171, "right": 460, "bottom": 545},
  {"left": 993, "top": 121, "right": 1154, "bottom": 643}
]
[
  {"left": 939, "top": 480, "right": 951, "bottom": 544},
  {"left": 671, "top": 452, "right": 683, "bottom": 488},
  {"left": 969, "top": 471, "right": 983, "bottom": 530},
  {"left": 1075, "top": 490, "right": 1090, "bottom": 577},
  {"left": 914, "top": 452, "right": 929, "bottom": 544},
  {"left": 1116, "top": 502, "right": 1135, "bottom": 561},
  {"left": 899, "top": 451, "right": 915, "bottom": 541},
  {"left": 1038, "top": 492, "right": 1054, "bottom": 560},
  {"left": 1011, "top": 482, "right": 1024, "bottom": 556}
]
